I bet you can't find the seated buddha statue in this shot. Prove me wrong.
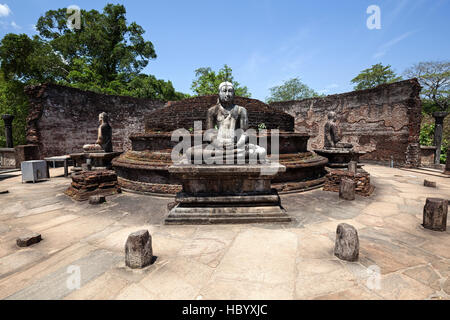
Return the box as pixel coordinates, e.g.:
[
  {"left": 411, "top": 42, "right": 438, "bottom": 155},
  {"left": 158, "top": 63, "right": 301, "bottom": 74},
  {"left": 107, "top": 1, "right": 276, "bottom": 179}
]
[
  {"left": 324, "top": 111, "right": 353, "bottom": 149},
  {"left": 183, "top": 82, "right": 267, "bottom": 164},
  {"left": 83, "top": 112, "right": 113, "bottom": 153}
]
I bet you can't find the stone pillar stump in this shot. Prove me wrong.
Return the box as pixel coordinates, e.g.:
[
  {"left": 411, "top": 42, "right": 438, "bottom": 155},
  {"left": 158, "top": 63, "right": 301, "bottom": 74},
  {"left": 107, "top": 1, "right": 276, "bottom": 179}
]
[
  {"left": 125, "top": 230, "right": 153, "bottom": 269},
  {"left": 339, "top": 178, "right": 355, "bottom": 200},
  {"left": 348, "top": 161, "right": 357, "bottom": 174},
  {"left": 423, "top": 198, "right": 448, "bottom": 231},
  {"left": 334, "top": 223, "right": 359, "bottom": 261}
]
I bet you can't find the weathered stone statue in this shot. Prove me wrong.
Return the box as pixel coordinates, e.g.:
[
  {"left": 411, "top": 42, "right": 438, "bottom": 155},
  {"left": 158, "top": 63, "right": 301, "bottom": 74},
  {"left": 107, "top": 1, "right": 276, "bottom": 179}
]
[
  {"left": 324, "top": 111, "right": 352, "bottom": 149},
  {"left": 83, "top": 112, "right": 113, "bottom": 153},
  {"left": 184, "top": 82, "right": 267, "bottom": 164}
]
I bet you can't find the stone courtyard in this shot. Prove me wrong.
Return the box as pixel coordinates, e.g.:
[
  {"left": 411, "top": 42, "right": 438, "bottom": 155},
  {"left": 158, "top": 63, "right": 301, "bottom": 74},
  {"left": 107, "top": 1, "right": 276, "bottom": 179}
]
[{"left": 0, "top": 164, "right": 449, "bottom": 300}]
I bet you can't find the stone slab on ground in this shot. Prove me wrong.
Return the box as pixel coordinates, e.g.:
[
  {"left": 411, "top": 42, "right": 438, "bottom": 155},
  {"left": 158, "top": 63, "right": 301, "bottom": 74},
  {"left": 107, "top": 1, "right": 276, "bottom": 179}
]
[
  {"left": 5, "top": 249, "right": 121, "bottom": 300},
  {"left": 16, "top": 233, "right": 42, "bottom": 247},
  {"left": 0, "top": 164, "right": 449, "bottom": 300}
]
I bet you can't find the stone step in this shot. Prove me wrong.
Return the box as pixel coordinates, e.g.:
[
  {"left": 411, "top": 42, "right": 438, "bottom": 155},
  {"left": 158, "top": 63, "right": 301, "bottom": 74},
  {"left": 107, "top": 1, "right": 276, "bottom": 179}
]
[{"left": 165, "top": 214, "right": 292, "bottom": 225}]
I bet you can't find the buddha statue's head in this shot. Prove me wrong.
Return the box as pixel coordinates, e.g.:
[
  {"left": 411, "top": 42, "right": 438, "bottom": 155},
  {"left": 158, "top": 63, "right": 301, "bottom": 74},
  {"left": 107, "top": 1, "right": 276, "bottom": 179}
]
[
  {"left": 327, "top": 111, "right": 337, "bottom": 122},
  {"left": 99, "top": 112, "right": 109, "bottom": 124},
  {"left": 218, "top": 81, "right": 235, "bottom": 105}
]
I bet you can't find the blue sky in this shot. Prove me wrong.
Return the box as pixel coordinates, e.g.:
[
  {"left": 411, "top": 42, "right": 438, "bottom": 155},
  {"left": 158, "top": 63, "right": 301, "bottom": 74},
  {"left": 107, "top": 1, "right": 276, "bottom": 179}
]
[{"left": 0, "top": 0, "right": 449, "bottom": 101}]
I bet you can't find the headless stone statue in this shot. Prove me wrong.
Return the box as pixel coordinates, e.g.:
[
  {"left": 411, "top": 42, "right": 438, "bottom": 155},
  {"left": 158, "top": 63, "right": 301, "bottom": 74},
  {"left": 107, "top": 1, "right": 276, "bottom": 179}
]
[
  {"left": 83, "top": 112, "right": 113, "bottom": 153},
  {"left": 184, "top": 82, "right": 267, "bottom": 164},
  {"left": 324, "top": 111, "right": 352, "bottom": 149}
]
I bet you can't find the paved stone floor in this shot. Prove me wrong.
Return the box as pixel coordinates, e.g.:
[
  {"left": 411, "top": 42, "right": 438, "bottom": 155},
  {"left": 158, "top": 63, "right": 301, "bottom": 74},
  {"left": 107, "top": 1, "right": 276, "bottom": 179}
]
[{"left": 0, "top": 164, "right": 449, "bottom": 300}]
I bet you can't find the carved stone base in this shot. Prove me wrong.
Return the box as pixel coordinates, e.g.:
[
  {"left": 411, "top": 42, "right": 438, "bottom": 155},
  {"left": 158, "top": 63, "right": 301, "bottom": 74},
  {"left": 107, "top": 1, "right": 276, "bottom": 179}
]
[{"left": 165, "top": 163, "right": 291, "bottom": 224}]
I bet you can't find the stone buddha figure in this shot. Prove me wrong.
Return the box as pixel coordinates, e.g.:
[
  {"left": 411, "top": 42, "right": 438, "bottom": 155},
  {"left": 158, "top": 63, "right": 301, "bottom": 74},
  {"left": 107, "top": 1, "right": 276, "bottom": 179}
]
[
  {"left": 183, "top": 82, "right": 267, "bottom": 164},
  {"left": 324, "top": 111, "right": 353, "bottom": 149},
  {"left": 83, "top": 112, "right": 113, "bottom": 153}
]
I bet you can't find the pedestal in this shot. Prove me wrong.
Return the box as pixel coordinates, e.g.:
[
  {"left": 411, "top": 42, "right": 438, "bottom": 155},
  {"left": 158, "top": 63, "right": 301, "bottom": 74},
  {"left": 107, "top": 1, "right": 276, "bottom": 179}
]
[
  {"left": 314, "top": 149, "right": 365, "bottom": 168},
  {"left": 70, "top": 151, "right": 122, "bottom": 171},
  {"left": 165, "top": 163, "right": 291, "bottom": 224}
]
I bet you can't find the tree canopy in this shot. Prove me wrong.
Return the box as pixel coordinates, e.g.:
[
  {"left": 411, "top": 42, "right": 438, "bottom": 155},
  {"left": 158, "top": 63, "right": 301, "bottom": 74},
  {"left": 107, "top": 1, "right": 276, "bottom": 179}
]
[
  {"left": 404, "top": 61, "right": 449, "bottom": 114},
  {"left": 266, "top": 77, "right": 320, "bottom": 103},
  {"left": 190, "top": 64, "right": 250, "bottom": 97},
  {"left": 351, "top": 63, "right": 402, "bottom": 90},
  {"left": 0, "top": 3, "right": 186, "bottom": 100},
  {"left": 0, "top": 3, "right": 188, "bottom": 147}
]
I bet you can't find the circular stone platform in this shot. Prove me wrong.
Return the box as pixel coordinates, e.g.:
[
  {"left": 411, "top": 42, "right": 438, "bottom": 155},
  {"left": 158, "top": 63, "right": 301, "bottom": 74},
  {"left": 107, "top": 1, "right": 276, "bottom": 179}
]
[{"left": 112, "top": 96, "right": 328, "bottom": 195}]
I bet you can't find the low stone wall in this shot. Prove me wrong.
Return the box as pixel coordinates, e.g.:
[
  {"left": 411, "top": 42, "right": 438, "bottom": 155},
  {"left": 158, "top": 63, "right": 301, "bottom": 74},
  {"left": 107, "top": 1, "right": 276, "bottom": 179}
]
[
  {"left": 323, "top": 168, "right": 374, "bottom": 196},
  {"left": 270, "top": 79, "right": 422, "bottom": 167}
]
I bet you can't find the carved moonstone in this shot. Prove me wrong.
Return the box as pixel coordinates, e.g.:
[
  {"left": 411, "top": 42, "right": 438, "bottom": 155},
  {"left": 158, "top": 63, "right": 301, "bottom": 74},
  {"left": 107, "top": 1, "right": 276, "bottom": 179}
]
[
  {"left": 125, "top": 230, "right": 153, "bottom": 269},
  {"left": 423, "top": 198, "right": 448, "bottom": 231},
  {"left": 334, "top": 223, "right": 359, "bottom": 261}
]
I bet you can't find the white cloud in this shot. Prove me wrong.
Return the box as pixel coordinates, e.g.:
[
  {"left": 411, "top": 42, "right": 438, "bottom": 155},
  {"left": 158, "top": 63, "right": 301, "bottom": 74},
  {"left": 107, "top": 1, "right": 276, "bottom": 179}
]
[
  {"left": 11, "top": 21, "right": 20, "bottom": 29},
  {"left": 242, "top": 52, "right": 268, "bottom": 73},
  {"left": 373, "top": 31, "right": 415, "bottom": 59},
  {"left": 0, "top": 4, "right": 11, "bottom": 17}
]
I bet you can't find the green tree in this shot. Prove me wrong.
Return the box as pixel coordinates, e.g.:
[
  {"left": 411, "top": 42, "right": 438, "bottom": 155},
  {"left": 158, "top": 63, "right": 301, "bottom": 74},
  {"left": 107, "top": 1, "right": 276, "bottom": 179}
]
[
  {"left": 351, "top": 63, "right": 402, "bottom": 90},
  {"left": 404, "top": 61, "right": 449, "bottom": 114},
  {"left": 35, "top": 4, "right": 156, "bottom": 85},
  {"left": 191, "top": 64, "right": 250, "bottom": 97},
  {"left": 266, "top": 77, "right": 320, "bottom": 103},
  {"left": 0, "top": 73, "right": 29, "bottom": 146}
]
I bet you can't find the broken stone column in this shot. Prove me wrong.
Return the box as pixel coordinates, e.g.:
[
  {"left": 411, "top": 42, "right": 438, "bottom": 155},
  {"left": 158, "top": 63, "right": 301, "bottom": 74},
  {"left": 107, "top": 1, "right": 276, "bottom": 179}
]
[
  {"left": 125, "top": 230, "right": 153, "bottom": 269},
  {"left": 339, "top": 178, "right": 355, "bottom": 200},
  {"left": 423, "top": 198, "right": 448, "bottom": 231},
  {"left": 432, "top": 111, "right": 448, "bottom": 165},
  {"left": 348, "top": 161, "right": 357, "bottom": 174},
  {"left": 334, "top": 223, "right": 359, "bottom": 261},
  {"left": 2, "top": 114, "right": 14, "bottom": 148}
]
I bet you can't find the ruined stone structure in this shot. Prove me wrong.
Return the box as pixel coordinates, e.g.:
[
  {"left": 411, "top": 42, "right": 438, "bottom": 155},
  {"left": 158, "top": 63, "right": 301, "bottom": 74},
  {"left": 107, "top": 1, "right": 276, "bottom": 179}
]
[
  {"left": 323, "top": 168, "right": 374, "bottom": 196},
  {"left": 270, "top": 79, "right": 422, "bottom": 167},
  {"left": 112, "top": 95, "right": 328, "bottom": 194},
  {"left": 24, "top": 84, "right": 165, "bottom": 158},
  {"left": 65, "top": 170, "right": 121, "bottom": 201}
]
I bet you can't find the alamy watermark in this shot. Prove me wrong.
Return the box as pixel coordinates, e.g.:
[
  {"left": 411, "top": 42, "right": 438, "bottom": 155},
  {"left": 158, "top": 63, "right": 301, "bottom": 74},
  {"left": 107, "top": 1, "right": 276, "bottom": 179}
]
[
  {"left": 366, "top": 5, "right": 381, "bottom": 30},
  {"left": 67, "top": 5, "right": 81, "bottom": 30},
  {"left": 66, "top": 265, "right": 81, "bottom": 290},
  {"left": 366, "top": 265, "right": 381, "bottom": 290}
]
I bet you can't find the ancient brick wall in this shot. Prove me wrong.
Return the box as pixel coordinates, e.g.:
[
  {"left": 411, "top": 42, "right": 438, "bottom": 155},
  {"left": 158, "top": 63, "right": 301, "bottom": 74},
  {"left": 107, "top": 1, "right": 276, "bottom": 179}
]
[
  {"left": 145, "top": 95, "right": 294, "bottom": 132},
  {"left": 270, "top": 79, "right": 422, "bottom": 166},
  {"left": 24, "top": 84, "right": 165, "bottom": 158}
]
